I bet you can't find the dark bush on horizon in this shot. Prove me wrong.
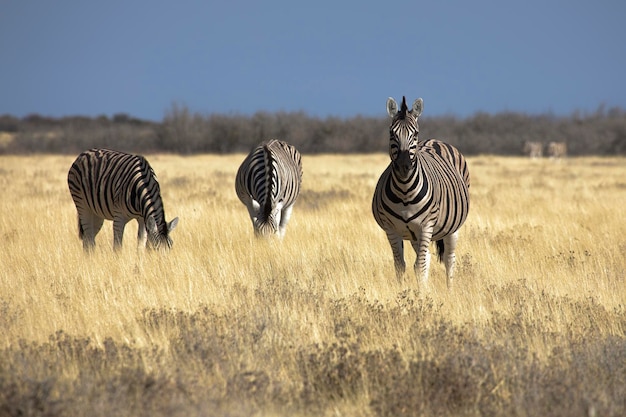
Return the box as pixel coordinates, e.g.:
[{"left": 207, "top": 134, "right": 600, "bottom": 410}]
[{"left": 1, "top": 103, "right": 625, "bottom": 155}]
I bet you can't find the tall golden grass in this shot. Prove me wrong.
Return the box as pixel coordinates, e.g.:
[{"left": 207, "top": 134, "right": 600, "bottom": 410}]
[{"left": 1, "top": 153, "right": 625, "bottom": 416}]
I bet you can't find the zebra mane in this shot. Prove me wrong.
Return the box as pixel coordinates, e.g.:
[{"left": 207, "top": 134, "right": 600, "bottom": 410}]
[
  {"left": 261, "top": 142, "right": 277, "bottom": 217},
  {"left": 397, "top": 96, "right": 409, "bottom": 119},
  {"left": 392, "top": 96, "right": 417, "bottom": 133},
  {"left": 139, "top": 164, "right": 168, "bottom": 236}
]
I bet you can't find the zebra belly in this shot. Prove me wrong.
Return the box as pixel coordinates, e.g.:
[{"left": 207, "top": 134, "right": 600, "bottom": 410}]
[
  {"left": 81, "top": 198, "right": 140, "bottom": 222},
  {"left": 385, "top": 204, "right": 461, "bottom": 242},
  {"left": 383, "top": 204, "right": 433, "bottom": 241},
  {"left": 393, "top": 217, "right": 460, "bottom": 242}
]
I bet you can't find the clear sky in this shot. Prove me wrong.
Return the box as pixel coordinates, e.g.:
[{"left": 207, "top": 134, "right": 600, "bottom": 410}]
[{"left": 1, "top": 0, "right": 625, "bottom": 121}]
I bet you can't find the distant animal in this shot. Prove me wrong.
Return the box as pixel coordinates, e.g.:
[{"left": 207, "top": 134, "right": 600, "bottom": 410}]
[
  {"left": 372, "top": 96, "right": 470, "bottom": 288},
  {"left": 235, "top": 139, "right": 302, "bottom": 238},
  {"left": 547, "top": 141, "right": 567, "bottom": 159},
  {"left": 523, "top": 141, "right": 544, "bottom": 158},
  {"left": 67, "top": 148, "right": 178, "bottom": 251}
]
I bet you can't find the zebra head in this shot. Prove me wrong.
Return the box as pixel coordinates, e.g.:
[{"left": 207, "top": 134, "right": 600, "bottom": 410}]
[
  {"left": 386, "top": 96, "right": 423, "bottom": 179},
  {"left": 251, "top": 198, "right": 283, "bottom": 238},
  {"left": 146, "top": 216, "right": 179, "bottom": 250}
]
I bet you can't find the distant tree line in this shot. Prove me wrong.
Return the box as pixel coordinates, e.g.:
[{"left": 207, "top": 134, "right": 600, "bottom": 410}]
[{"left": 1, "top": 103, "right": 625, "bottom": 155}]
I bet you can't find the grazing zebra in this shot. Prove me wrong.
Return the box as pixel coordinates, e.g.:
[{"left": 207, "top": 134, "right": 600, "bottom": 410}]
[
  {"left": 523, "top": 141, "right": 544, "bottom": 158},
  {"left": 67, "top": 148, "right": 179, "bottom": 251},
  {"left": 547, "top": 141, "right": 567, "bottom": 159},
  {"left": 372, "top": 97, "right": 470, "bottom": 288},
  {"left": 235, "top": 139, "right": 302, "bottom": 238}
]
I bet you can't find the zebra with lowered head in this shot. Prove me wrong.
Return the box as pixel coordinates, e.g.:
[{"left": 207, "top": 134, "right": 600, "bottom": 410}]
[
  {"left": 372, "top": 96, "right": 470, "bottom": 288},
  {"left": 235, "top": 139, "right": 302, "bottom": 238},
  {"left": 67, "top": 148, "right": 178, "bottom": 251}
]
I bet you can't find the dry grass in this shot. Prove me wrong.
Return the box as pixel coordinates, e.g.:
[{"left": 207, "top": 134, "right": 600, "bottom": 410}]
[{"left": 1, "top": 153, "right": 625, "bottom": 416}]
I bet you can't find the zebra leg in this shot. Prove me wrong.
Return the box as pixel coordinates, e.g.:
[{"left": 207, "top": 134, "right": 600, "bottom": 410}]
[
  {"left": 386, "top": 232, "right": 405, "bottom": 280},
  {"left": 441, "top": 231, "right": 459, "bottom": 289},
  {"left": 78, "top": 212, "right": 104, "bottom": 252},
  {"left": 112, "top": 217, "right": 129, "bottom": 250},
  {"left": 411, "top": 232, "right": 433, "bottom": 286},
  {"left": 278, "top": 204, "right": 294, "bottom": 239},
  {"left": 136, "top": 218, "right": 148, "bottom": 249},
  {"left": 247, "top": 199, "right": 261, "bottom": 226}
]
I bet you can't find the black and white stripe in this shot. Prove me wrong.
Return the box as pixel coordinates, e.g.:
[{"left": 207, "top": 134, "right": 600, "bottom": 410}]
[
  {"left": 372, "top": 97, "right": 470, "bottom": 288},
  {"left": 235, "top": 139, "right": 302, "bottom": 238},
  {"left": 67, "top": 148, "right": 178, "bottom": 251}
]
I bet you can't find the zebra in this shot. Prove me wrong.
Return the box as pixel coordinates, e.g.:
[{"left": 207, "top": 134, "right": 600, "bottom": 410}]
[
  {"left": 67, "top": 148, "right": 179, "bottom": 251},
  {"left": 523, "top": 141, "right": 544, "bottom": 158},
  {"left": 235, "top": 139, "right": 302, "bottom": 238},
  {"left": 547, "top": 141, "right": 567, "bottom": 159},
  {"left": 372, "top": 96, "right": 470, "bottom": 288}
]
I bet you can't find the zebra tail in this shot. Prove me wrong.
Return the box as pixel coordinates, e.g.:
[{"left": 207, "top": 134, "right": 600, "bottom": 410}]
[
  {"left": 262, "top": 143, "right": 275, "bottom": 215},
  {"left": 436, "top": 239, "right": 445, "bottom": 263},
  {"left": 78, "top": 217, "right": 85, "bottom": 240}
]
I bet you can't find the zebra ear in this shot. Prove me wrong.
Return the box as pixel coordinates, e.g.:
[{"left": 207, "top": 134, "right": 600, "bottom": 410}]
[
  {"left": 146, "top": 216, "right": 158, "bottom": 234},
  {"left": 386, "top": 97, "right": 398, "bottom": 117},
  {"left": 168, "top": 217, "right": 179, "bottom": 233},
  {"left": 412, "top": 98, "right": 424, "bottom": 118}
]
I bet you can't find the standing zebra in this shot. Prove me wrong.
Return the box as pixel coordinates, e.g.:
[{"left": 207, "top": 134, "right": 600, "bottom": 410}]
[
  {"left": 523, "top": 141, "right": 544, "bottom": 159},
  {"left": 547, "top": 141, "right": 567, "bottom": 159},
  {"left": 67, "top": 148, "right": 179, "bottom": 251},
  {"left": 235, "top": 139, "right": 302, "bottom": 238},
  {"left": 372, "top": 97, "right": 470, "bottom": 288}
]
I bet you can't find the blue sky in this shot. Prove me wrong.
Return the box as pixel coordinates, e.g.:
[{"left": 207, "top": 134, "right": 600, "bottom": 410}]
[{"left": 1, "top": 0, "right": 624, "bottom": 120}]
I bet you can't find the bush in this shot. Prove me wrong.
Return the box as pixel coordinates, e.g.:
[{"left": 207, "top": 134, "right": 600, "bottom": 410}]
[{"left": 2, "top": 103, "right": 626, "bottom": 155}]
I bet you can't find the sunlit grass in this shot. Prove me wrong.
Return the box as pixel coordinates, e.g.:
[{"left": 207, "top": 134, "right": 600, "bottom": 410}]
[{"left": 1, "top": 153, "right": 625, "bottom": 416}]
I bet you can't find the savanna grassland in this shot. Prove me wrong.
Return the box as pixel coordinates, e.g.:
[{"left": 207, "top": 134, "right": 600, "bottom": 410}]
[{"left": 1, "top": 153, "right": 625, "bottom": 417}]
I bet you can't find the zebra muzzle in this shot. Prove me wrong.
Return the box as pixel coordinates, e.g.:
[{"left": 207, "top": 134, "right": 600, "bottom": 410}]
[{"left": 393, "top": 152, "right": 413, "bottom": 178}]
